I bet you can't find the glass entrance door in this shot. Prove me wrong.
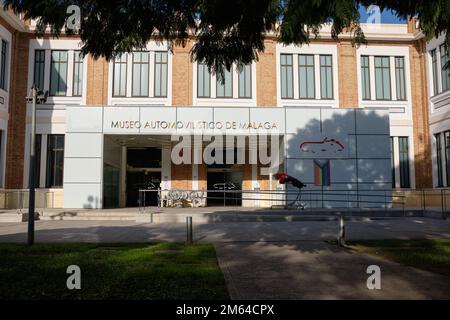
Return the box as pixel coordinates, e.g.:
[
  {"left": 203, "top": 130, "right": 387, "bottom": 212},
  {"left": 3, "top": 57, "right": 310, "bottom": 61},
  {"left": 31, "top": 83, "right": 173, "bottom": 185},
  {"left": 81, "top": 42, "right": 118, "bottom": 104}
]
[
  {"left": 126, "top": 171, "right": 161, "bottom": 207},
  {"left": 207, "top": 170, "right": 243, "bottom": 206}
]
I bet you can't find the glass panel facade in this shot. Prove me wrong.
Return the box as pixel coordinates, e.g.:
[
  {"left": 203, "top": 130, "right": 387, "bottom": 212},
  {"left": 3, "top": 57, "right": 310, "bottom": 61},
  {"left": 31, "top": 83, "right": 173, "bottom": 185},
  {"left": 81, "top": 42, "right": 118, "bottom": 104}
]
[
  {"left": 46, "top": 135, "right": 65, "bottom": 188},
  {"left": 395, "top": 57, "right": 406, "bottom": 100},
  {"left": 50, "top": 51, "right": 68, "bottom": 96},
  {"left": 280, "top": 54, "right": 293, "bottom": 99},
  {"left": 154, "top": 52, "right": 168, "bottom": 97},
  {"left": 320, "top": 55, "right": 333, "bottom": 99},
  {"left": 113, "top": 54, "right": 127, "bottom": 97},
  {"left": 375, "top": 56, "right": 391, "bottom": 100},
  {"left": 361, "top": 56, "right": 371, "bottom": 100},
  {"left": 299, "top": 55, "right": 315, "bottom": 99}
]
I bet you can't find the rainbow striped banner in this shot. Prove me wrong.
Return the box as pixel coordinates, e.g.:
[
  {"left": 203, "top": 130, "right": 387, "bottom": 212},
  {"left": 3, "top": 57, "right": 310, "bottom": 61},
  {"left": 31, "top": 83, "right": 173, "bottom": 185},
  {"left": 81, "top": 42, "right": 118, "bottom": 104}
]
[{"left": 314, "top": 160, "right": 331, "bottom": 187}]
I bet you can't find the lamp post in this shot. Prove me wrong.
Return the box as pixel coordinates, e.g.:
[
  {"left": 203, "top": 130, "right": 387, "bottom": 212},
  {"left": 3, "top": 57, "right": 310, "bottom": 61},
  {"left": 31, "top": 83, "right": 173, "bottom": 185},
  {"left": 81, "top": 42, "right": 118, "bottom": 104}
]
[{"left": 25, "top": 86, "right": 48, "bottom": 246}]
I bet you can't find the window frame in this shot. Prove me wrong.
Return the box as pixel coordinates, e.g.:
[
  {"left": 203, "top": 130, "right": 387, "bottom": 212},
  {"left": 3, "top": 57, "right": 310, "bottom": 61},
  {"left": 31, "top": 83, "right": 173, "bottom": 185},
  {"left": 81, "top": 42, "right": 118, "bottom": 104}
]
[
  {"left": 395, "top": 56, "right": 407, "bottom": 101},
  {"left": 298, "top": 54, "right": 315, "bottom": 99},
  {"left": 398, "top": 136, "right": 411, "bottom": 189},
  {"left": 49, "top": 50, "right": 69, "bottom": 97},
  {"left": 112, "top": 54, "right": 128, "bottom": 98},
  {"left": 431, "top": 49, "right": 440, "bottom": 96},
  {"left": 280, "top": 54, "right": 294, "bottom": 99},
  {"left": 154, "top": 51, "right": 168, "bottom": 98},
  {"left": 319, "top": 55, "right": 334, "bottom": 100},
  {"left": 45, "top": 134, "right": 65, "bottom": 189},
  {"left": 216, "top": 66, "right": 233, "bottom": 99},
  {"left": 374, "top": 56, "right": 392, "bottom": 101},
  {"left": 361, "top": 55, "right": 371, "bottom": 101},
  {"left": 33, "top": 50, "right": 46, "bottom": 92},
  {"left": 436, "top": 133, "right": 444, "bottom": 187},
  {"left": 131, "top": 51, "right": 150, "bottom": 98},
  {"left": 440, "top": 44, "right": 450, "bottom": 93},
  {"left": 390, "top": 137, "right": 396, "bottom": 189},
  {"left": 197, "top": 62, "right": 211, "bottom": 98},
  {"left": 0, "top": 40, "right": 8, "bottom": 91},
  {"left": 72, "top": 51, "right": 83, "bottom": 97},
  {"left": 238, "top": 64, "right": 252, "bottom": 99}
]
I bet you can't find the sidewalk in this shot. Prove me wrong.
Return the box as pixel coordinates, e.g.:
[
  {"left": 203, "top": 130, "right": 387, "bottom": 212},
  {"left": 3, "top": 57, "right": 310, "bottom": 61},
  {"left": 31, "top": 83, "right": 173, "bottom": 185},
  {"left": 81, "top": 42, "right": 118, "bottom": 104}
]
[{"left": 215, "top": 241, "right": 450, "bottom": 299}]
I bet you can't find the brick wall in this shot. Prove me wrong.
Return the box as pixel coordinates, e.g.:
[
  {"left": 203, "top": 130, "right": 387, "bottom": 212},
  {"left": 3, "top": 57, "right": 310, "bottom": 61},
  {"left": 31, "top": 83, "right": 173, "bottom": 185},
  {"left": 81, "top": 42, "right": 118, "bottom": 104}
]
[
  {"left": 410, "top": 39, "right": 433, "bottom": 188},
  {"left": 86, "top": 55, "right": 108, "bottom": 105},
  {"left": 172, "top": 40, "right": 193, "bottom": 106},
  {"left": 4, "top": 31, "right": 31, "bottom": 189},
  {"left": 338, "top": 41, "right": 359, "bottom": 108},
  {"left": 257, "top": 39, "right": 277, "bottom": 106}
]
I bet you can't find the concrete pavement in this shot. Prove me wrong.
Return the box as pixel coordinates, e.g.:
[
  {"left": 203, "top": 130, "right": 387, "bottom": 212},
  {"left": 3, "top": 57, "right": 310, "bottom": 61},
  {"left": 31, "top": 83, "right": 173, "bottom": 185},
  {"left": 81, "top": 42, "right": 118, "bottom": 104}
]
[
  {"left": 0, "top": 218, "right": 449, "bottom": 243},
  {"left": 215, "top": 241, "right": 450, "bottom": 299}
]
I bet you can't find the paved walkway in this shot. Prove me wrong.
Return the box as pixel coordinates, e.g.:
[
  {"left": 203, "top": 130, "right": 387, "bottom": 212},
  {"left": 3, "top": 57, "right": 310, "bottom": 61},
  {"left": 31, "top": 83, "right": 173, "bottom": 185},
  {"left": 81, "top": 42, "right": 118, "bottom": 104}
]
[
  {"left": 0, "top": 218, "right": 449, "bottom": 300},
  {"left": 215, "top": 241, "right": 450, "bottom": 299},
  {"left": 0, "top": 218, "right": 449, "bottom": 243}
]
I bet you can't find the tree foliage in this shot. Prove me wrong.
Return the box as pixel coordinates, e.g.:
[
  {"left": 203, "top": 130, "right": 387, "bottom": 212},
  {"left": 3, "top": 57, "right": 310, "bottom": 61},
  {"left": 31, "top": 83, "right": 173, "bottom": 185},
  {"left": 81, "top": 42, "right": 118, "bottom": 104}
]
[{"left": 4, "top": 0, "right": 450, "bottom": 77}]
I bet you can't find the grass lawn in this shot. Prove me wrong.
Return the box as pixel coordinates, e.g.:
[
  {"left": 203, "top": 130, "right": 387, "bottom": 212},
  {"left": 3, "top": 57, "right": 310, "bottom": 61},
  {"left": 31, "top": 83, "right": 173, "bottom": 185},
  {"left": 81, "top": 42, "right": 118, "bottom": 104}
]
[
  {"left": 0, "top": 242, "right": 229, "bottom": 300},
  {"left": 347, "top": 239, "right": 450, "bottom": 277}
]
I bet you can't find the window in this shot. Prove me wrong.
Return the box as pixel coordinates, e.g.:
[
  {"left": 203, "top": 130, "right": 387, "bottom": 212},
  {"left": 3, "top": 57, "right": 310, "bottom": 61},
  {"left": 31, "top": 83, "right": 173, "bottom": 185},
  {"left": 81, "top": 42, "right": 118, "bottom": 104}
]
[
  {"left": 154, "top": 52, "right": 168, "bottom": 97},
  {"left": 280, "top": 54, "right": 293, "bottom": 99},
  {"left": 132, "top": 52, "right": 150, "bottom": 97},
  {"left": 299, "top": 55, "right": 315, "bottom": 99},
  {"left": 431, "top": 49, "right": 440, "bottom": 95},
  {"left": 49, "top": 51, "right": 68, "bottom": 96},
  {"left": 361, "top": 56, "right": 371, "bottom": 100},
  {"left": 395, "top": 57, "right": 406, "bottom": 100},
  {"left": 33, "top": 50, "right": 45, "bottom": 91},
  {"left": 216, "top": 67, "right": 233, "bottom": 98},
  {"left": 46, "top": 135, "right": 64, "bottom": 188},
  {"left": 436, "top": 133, "right": 443, "bottom": 187},
  {"left": 445, "top": 131, "right": 450, "bottom": 187},
  {"left": 113, "top": 54, "right": 127, "bottom": 97},
  {"left": 320, "top": 55, "right": 333, "bottom": 99},
  {"left": 375, "top": 57, "right": 391, "bottom": 100},
  {"left": 390, "top": 137, "right": 396, "bottom": 188},
  {"left": 238, "top": 64, "right": 251, "bottom": 98},
  {"left": 72, "top": 51, "right": 83, "bottom": 97},
  {"left": 197, "top": 62, "right": 210, "bottom": 98},
  {"left": 34, "top": 134, "right": 42, "bottom": 188},
  {"left": 0, "top": 40, "right": 8, "bottom": 90},
  {"left": 440, "top": 45, "right": 450, "bottom": 92},
  {"left": 398, "top": 137, "right": 410, "bottom": 188}
]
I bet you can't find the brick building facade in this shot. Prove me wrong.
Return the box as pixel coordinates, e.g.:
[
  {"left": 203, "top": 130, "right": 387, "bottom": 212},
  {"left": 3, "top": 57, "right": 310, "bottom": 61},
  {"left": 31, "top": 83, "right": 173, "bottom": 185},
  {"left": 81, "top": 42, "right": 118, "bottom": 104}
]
[{"left": 0, "top": 9, "right": 448, "bottom": 209}]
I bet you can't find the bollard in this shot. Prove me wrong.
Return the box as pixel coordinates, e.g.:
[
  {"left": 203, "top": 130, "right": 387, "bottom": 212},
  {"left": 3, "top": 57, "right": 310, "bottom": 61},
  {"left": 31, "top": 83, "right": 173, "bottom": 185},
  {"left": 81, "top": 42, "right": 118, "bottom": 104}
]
[
  {"left": 338, "top": 215, "right": 346, "bottom": 247},
  {"left": 186, "top": 216, "right": 193, "bottom": 244}
]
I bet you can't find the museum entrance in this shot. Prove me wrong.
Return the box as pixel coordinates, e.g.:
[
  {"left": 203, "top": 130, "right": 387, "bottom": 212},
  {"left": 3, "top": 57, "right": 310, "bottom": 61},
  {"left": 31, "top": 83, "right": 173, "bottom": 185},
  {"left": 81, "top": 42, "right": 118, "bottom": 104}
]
[
  {"left": 207, "top": 169, "right": 243, "bottom": 206},
  {"left": 126, "top": 147, "right": 162, "bottom": 207},
  {"left": 206, "top": 148, "right": 243, "bottom": 206}
]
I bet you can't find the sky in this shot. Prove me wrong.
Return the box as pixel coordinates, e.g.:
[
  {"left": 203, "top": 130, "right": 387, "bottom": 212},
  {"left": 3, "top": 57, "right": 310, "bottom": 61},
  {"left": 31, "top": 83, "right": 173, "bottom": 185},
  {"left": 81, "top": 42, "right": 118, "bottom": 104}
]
[{"left": 359, "top": 6, "right": 406, "bottom": 24}]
